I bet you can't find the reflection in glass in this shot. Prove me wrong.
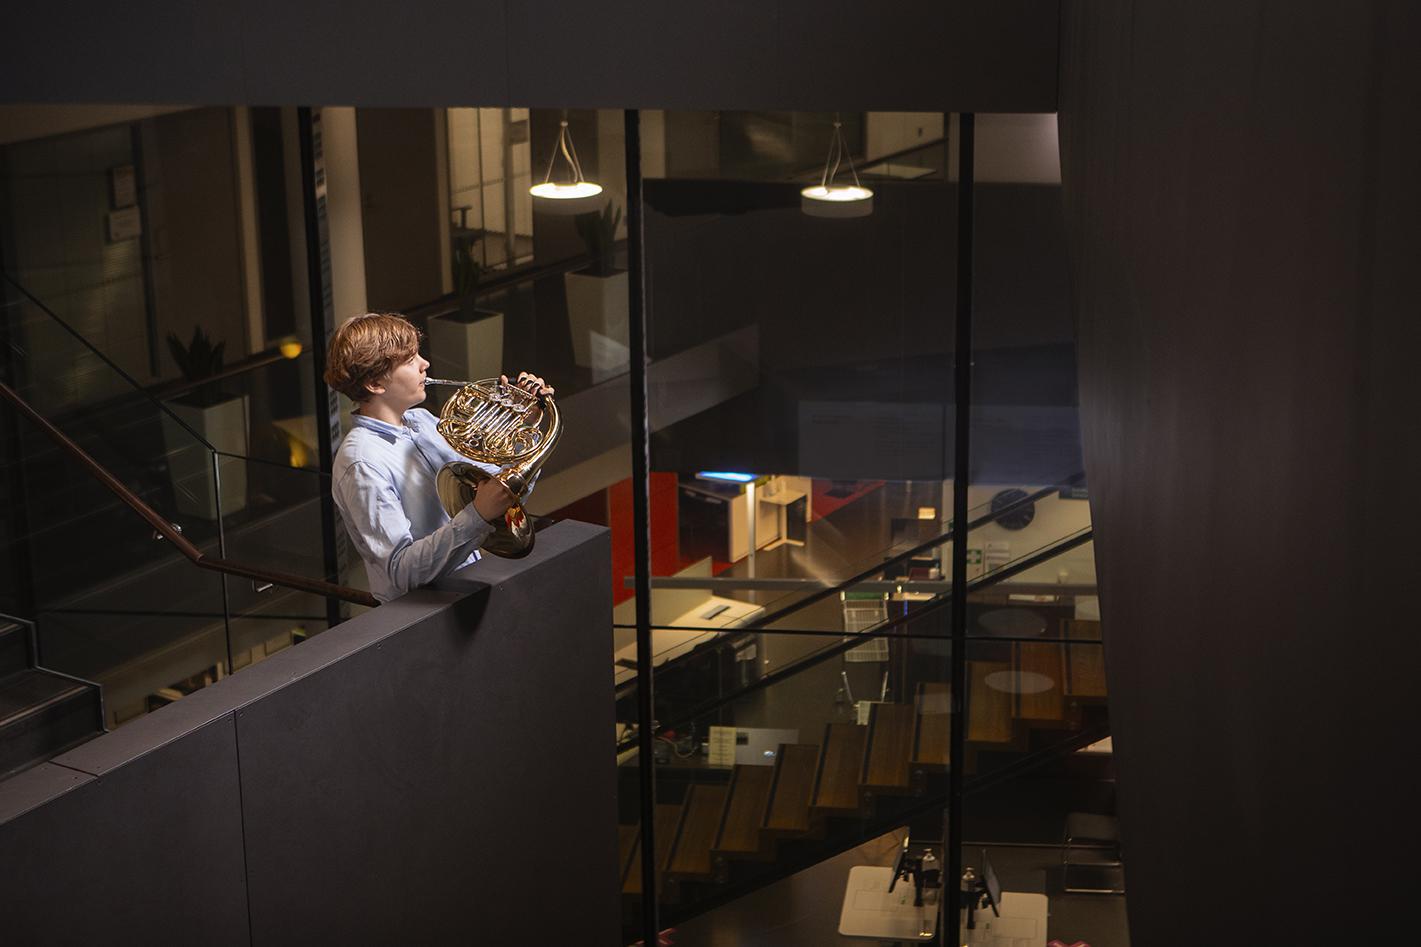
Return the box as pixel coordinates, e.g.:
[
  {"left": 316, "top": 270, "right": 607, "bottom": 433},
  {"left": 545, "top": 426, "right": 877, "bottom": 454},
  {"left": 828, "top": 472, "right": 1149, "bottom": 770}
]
[
  {"left": 801, "top": 116, "right": 874, "bottom": 218},
  {"left": 617, "top": 625, "right": 955, "bottom": 934},
  {"left": 447, "top": 107, "right": 535, "bottom": 274}
]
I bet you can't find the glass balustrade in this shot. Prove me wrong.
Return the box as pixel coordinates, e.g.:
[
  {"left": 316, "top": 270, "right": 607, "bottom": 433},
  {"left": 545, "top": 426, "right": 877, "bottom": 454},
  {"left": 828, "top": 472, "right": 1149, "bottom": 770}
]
[
  {"left": 609, "top": 480, "right": 1090, "bottom": 715},
  {"left": 611, "top": 527, "right": 1105, "bottom": 942},
  {"left": 2, "top": 103, "right": 1106, "bottom": 947},
  {"left": 1, "top": 274, "right": 359, "bottom": 731}
]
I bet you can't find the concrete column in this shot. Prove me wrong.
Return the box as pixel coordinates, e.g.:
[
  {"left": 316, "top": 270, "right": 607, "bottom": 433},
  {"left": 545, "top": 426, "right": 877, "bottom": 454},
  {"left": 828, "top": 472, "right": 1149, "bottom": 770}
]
[
  {"left": 316, "top": 107, "right": 367, "bottom": 438},
  {"left": 319, "top": 106, "right": 368, "bottom": 328}
]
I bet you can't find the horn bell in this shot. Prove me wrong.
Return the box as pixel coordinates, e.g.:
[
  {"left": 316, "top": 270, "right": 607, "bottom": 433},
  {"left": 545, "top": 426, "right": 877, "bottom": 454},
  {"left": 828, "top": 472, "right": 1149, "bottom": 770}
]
[{"left": 434, "top": 377, "right": 561, "bottom": 558}]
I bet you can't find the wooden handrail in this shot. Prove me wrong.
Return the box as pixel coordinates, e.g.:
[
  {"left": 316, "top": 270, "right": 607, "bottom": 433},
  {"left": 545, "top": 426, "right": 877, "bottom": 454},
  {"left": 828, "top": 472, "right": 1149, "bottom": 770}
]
[{"left": 0, "top": 378, "right": 378, "bottom": 608}]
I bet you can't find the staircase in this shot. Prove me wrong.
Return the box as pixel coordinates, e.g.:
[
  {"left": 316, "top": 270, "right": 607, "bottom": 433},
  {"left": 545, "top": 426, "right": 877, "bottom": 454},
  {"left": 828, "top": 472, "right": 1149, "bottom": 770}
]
[
  {"left": 617, "top": 632, "right": 1110, "bottom": 932},
  {"left": 0, "top": 616, "right": 104, "bottom": 780}
]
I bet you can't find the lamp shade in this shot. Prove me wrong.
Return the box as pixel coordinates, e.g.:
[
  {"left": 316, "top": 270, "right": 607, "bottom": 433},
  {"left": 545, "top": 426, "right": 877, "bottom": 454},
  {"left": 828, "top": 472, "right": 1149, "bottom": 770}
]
[
  {"left": 530, "top": 180, "right": 605, "bottom": 216},
  {"left": 800, "top": 184, "right": 874, "bottom": 219},
  {"left": 531, "top": 116, "right": 605, "bottom": 215}
]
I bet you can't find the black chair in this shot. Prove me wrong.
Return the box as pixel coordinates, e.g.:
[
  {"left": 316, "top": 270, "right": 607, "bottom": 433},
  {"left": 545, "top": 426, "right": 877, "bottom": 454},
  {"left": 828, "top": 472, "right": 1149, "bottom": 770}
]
[{"left": 1062, "top": 812, "right": 1125, "bottom": 894}]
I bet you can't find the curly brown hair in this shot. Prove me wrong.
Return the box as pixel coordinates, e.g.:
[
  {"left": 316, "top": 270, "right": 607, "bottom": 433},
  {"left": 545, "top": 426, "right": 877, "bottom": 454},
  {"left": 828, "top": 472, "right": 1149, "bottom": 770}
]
[{"left": 323, "top": 312, "right": 422, "bottom": 402}]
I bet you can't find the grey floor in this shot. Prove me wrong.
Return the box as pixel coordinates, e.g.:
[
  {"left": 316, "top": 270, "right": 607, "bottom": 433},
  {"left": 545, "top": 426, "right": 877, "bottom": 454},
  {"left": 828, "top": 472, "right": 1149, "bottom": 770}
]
[{"left": 664, "top": 830, "right": 1129, "bottom": 947}]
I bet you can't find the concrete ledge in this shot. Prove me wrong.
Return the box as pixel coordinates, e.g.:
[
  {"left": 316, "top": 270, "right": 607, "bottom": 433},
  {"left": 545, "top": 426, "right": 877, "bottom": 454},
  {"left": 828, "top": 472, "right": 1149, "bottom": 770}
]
[{"left": 0, "top": 520, "right": 617, "bottom": 946}]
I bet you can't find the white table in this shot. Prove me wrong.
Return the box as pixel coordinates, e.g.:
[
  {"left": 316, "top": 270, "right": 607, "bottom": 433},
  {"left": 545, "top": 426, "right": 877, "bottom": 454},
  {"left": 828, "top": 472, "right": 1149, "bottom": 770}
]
[
  {"left": 611, "top": 595, "right": 764, "bottom": 687},
  {"left": 838, "top": 865, "right": 938, "bottom": 942},
  {"left": 962, "top": 890, "right": 1049, "bottom": 946}
]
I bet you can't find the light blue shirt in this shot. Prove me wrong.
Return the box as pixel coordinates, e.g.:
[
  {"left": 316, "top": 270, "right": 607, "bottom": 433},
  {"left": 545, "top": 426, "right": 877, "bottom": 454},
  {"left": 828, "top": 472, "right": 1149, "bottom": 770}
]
[{"left": 332, "top": 408, "right": 501, "bottom": 603}]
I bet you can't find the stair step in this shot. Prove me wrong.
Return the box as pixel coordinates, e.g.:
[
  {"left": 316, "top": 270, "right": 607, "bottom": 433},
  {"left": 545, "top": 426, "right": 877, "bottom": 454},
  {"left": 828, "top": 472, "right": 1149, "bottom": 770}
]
[
  {"left": 966, "top": 661, "right": 1014, "bottom": 744},
  {"left": 623, "top": 804, "right": 681, "bottom": 895},
  {"left": 712, "top": 764, "right": 774, "bottom": 858},
  {"left": 1014, "top": 641, "right": 1067, "bottom": 722},
  {"left": 0, "top": 670, "right": 86, "bottom": 722},
  {"left": 665, "top": 783, "right": 729, "bottom": 880},
  {"left": 0, "top": 619, "right": 30, "bottom": 677},
  {"left": 762, "top": 743, "right": 820, "bottom": 834},
  {"left": 860, "top": 703, "right": 916, "bottom": 792},
  {"left": 1064, "top": 619, "right": 1107, "bottom": 698},
  {"left": 912, "top": 682, "right": 952, "bottom": 768},
  {"left": 811, "top": 722, "right": 867, "bottom": 813},
  {"left": 0, "top": 669, "right": 102, "bottom": 780}
]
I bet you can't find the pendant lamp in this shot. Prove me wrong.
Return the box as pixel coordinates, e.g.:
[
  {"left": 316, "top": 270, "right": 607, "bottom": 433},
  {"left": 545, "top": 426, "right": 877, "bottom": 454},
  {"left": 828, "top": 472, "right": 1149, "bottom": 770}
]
[
  {"left": 801, "top": 115, "right": 873, "bottom": 219},
  {"left": 530, "top": 113, "right": 605, "bottom": 216}
]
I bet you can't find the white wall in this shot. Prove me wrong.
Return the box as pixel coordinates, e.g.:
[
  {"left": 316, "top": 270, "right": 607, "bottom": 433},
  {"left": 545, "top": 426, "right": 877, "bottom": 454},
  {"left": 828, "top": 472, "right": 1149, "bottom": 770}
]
[
  {"left": 317, "top": 107, "right": 368, "bottom": 438},
  {"left": 865, "top": 111, "right": 944, "bottom": 161},
  {"left": 974, "top": 113, "right": 1060, "bottom": 184},
  {"left": 948, "top": 481, "right": 1096, "bottom": 586}
]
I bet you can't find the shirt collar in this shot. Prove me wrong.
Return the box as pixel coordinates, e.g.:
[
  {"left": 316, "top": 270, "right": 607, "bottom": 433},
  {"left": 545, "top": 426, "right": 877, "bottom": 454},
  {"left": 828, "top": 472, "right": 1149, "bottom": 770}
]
[{"left": 352, "top": 412, "right": 411, "bottom": 441}]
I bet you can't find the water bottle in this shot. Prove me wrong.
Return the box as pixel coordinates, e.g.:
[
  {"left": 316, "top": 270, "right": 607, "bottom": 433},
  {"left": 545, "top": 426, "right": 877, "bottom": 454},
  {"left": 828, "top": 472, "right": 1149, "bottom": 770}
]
[
  {"left": 922, "top": 849, "right": 940, "bottom": 889},
  {"left": 920, "top": 849, "right": 941, "bottom": 906}
]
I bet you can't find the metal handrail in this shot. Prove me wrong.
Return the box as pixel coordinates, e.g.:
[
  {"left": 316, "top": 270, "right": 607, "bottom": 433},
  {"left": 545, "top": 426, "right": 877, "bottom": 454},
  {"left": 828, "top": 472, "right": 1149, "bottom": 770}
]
[
  {"left": 0, "top": 379, "right": 377, "bottom": 608},
  {"left": 404, "top": 244, "right": 627, "bottom": 325},
  {"left": 963, "top": 721, "right": 1113, "bottom": 796},
  {"left": 732, "top": 477, "right": 1084, "bottom": 634}
]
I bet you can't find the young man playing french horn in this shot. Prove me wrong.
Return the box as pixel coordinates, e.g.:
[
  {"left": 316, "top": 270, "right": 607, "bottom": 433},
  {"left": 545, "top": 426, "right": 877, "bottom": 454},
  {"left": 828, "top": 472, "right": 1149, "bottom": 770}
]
[{"left": 324, "top": 311, "right": 553, "bottom": 602}]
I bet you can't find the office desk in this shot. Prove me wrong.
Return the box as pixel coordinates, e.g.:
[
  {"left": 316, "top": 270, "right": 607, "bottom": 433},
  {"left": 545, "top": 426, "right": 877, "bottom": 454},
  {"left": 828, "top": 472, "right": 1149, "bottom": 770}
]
[
  {"left": 963, "top": 891, "right": 1049, "bottom": 946},
  {"left": 838, "top": 865, "right": 938, "bottom": 942},
  {"left": 757, "top": 484, "right": 807, "bottom": 547},
  {"left": 611, "top": 596, "right": 764, "bottom": 688}
]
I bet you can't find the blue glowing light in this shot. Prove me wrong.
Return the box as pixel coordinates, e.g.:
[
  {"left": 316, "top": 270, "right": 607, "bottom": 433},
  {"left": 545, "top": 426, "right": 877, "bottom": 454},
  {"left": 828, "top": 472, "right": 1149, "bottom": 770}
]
[{"left": 696, "top": 471, "right": 756, "bottom": 483}]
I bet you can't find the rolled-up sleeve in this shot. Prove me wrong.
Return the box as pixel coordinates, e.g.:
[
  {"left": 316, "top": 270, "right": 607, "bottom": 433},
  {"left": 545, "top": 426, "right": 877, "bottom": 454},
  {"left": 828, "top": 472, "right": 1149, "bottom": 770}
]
[{"left": 335, "top": 460, "right": 494, "bottom": 600}]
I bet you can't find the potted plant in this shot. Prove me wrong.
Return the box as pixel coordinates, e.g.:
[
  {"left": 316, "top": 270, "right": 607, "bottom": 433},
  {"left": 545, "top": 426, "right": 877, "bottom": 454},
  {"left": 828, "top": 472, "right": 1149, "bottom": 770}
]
[
  {"left": 160, "top": 326, "right": 248, "bottom": 518},
  {"left": 451, "top": 231, "right": 483, "bottom": 313},
  {"left": 429, "top": 232, "right": 504, "bottom": 384},
  {"left": 564, "top": 202, "right": 630, "bottom": 382}
]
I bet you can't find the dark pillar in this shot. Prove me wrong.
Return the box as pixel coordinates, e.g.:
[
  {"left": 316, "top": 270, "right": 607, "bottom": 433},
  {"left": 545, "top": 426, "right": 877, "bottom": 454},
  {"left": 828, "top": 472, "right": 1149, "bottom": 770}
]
[{"left": 1059, "top": 3, "right": 1421, "bottom": 943}]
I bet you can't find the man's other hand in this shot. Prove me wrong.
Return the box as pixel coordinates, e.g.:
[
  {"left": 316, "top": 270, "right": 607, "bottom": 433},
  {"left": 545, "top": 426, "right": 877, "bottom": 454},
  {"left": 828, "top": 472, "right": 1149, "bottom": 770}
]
[
  {"left": 472, "top": 477, "right": 516, "bottom": 524},
  {"left": 501, "top": 371, "right": 554, "bottom": 398}
]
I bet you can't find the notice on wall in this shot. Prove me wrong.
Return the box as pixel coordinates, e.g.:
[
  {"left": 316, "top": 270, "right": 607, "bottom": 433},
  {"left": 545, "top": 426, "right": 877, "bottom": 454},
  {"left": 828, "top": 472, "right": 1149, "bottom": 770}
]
[
  {"left": 109, "top": 164, "right": 137, "bottom": 208},
  {"left": 106, "top": 206, "right": 142, "bottom": 242},
  {"left": 707, "top": 726, "right": 737, "bottom": 768}
]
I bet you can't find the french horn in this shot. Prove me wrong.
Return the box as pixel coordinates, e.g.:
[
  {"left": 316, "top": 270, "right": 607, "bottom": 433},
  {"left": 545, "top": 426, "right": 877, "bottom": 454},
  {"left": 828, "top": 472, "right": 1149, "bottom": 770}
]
[{"left": 426, "top": 376, "right": 561, "bottom": 558}]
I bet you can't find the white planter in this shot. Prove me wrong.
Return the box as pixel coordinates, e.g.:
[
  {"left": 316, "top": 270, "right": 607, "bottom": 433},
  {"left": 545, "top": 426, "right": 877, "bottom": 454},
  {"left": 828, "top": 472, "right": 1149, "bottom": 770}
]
[
  {"left": 428, "top": 306, "right": 504, "bottom": 383},
  {"left": 161, "top": 394, "right": 249, "bottom": 519},
  {"left": 564, "top": 269, "right": 630, "bottom": 382}
]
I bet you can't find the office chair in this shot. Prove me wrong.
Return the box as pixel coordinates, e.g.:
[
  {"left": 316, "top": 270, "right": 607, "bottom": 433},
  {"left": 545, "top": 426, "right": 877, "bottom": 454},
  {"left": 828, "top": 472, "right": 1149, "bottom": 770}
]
[{"left": 1061, "top": 812, "right": 1125, "bottom": 894}]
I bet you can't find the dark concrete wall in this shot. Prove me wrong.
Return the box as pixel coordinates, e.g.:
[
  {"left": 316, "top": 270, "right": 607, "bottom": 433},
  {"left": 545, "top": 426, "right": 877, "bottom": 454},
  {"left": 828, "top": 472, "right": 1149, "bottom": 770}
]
[
  {"left": 1059, "top": 3, "right": 1421, "bottom": 944},
  {"left": 0, "top": 521, "right": 617, "bottom": 946},
  {"left": 0, "top": 718, "right": 250, "bottom": 945},
  {"left": 2, "top": 1, "right": 1058, "bottom": 112}
]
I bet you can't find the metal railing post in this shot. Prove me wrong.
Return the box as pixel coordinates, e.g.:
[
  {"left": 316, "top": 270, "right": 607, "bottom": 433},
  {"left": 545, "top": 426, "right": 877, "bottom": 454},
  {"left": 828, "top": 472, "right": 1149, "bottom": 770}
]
[
  {"left": 624, "top": 108, "right": 661, "bottom": 947},
  {"left": 947, "top": 111, "right": 976, "bottom": 943}
]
